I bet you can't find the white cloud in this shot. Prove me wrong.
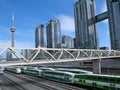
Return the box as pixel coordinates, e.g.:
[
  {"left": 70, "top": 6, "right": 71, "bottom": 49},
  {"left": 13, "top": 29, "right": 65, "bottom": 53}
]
[
  {"left": 103, "top": 19, "right": 108, "bottom": 24},
  {"left": 57, "top": 14, "right": 75, "bottom": 37},
  {"left": 100, "top": 1, "right": 107, "bottom": 13},
  {"left": 57, "top": 14, "right": 75, "bottom": 32}
]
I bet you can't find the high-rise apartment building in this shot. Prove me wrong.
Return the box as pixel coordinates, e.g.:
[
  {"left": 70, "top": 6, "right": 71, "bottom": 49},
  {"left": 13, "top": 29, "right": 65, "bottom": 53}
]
[
  {"left": 107, "top": 0, "right": 120, "bottom": 50},
  {"left": 35, "top": 24, "right": 44, "bottom": 48},
  {"left": 46, "top": 20, "right": 61, "bottom": 48},
  {"left": 62, "top": 36, "right": 74, "bottom": 48},
  {"left": 74, "top": 0, "right": 99, "bottom": 49}
]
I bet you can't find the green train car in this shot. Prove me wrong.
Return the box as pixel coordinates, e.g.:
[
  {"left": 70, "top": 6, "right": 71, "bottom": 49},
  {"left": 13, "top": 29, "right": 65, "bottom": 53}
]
[
  {"left": 6, "top": 66, "right": 120, "bottom": 90},
  {"left": 24, "top": 68, "right": 42, "bottom": 77},
  {"left": 74, "top": 74, "right": 120, "bottom": 90},
  {"left": 5, "top": 67, "right": 21, "bottom": 74},
  {"left": 41, "top": 70, "right": 76, "bottom": 83}
]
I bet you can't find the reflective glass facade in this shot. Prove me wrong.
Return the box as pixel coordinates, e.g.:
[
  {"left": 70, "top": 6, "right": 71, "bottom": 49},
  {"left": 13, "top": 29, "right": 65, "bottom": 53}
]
[
  {"left": 35, "top": 25, "right": 44, "bottom": 48},
  {"left": 46, "top": 20, "right": 61, "bottom": 48},
  {"left": 107, "top": 0, "right": 120, "bottom": 50},
  {"left": 74, "top": 0, "right": 99, "bottom": 49}
]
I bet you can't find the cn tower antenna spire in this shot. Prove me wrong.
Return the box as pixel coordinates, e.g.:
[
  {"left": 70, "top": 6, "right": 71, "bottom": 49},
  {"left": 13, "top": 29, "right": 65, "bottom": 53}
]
[
  {"left": 10, "top": 11, "right": 15, "bottom": 47},
  {"left": 12, "top": 11, "right": 14, "bottom": 28}
]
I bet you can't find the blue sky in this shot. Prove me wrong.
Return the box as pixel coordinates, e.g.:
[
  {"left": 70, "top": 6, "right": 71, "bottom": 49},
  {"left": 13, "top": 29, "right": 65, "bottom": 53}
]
[{"left": 0, "top": 0, "right": 110, "bottom": 48}]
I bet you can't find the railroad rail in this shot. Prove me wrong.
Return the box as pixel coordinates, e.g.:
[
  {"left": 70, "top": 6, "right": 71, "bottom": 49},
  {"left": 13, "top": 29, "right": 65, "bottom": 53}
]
[
  {"left": 5, "top": 71, "right": 57, "bottom": 90},
  {"left": 0, "top": 74, "right": 26, "bottom": 90},
  {"left": 6, "top": 71, "right": 88, "bottom": 90}
]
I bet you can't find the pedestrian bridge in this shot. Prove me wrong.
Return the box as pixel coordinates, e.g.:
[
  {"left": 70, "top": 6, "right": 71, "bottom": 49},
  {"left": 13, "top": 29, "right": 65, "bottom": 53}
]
[{"left": 0, "top": 47, "right": 120, "bottom": 67}]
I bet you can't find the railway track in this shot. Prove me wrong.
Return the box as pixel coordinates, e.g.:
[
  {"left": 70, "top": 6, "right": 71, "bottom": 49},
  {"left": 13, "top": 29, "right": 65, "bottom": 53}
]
[
  {"left": 5, "top": 71, "right": 88, "bottom": 90},
  {"left": 0, "top": 74, "right": 26, "bottom": 90},
  {"left": 5, "top": 72, "right": 58, "bottom": 90},
  {"left": 23, "top": 74, "right": 87, "bottom": 90}
]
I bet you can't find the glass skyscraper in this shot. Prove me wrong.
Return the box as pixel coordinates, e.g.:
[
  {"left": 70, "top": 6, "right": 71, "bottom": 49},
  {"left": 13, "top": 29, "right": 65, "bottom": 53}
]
[
  {"left": 35, "top": 24, "right": 44, "bottom": 48},
  {"left": 46, "top": 20, "right": 61, "bottom": 48},
  {"left": 107, "top": 0, "right": 120, "bottom": 50},
  {"left": 74, "top": 0, "right": 99, "bottom": 49}
]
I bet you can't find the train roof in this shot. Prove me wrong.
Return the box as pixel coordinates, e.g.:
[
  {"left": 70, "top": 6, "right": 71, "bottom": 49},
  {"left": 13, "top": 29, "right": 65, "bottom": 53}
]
[
  {"left": 43, "top": 69, "right": 77, "bottom": 76},
  {"left": 76, "top": 74, "right": 120, "bottom": 78},
  {"left": 56, "top": 68, "right": 93, "bottom": 73},
  {"left": 33, "top": 69, "right": 43, "bottom": 71},
  {"left": 26, "top": 67, "right": 38, "bottom": 69},
  {"left": 39, "top": 67, "right": 56, "bottom": 71},
  {"left": 94, "top": 74, "right": 120, "bottom": 78}
]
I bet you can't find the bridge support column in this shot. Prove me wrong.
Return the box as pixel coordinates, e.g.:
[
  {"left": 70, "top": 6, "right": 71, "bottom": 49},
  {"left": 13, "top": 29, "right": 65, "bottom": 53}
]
[{"left": 93, "top": 59, "right": 101, "bottom": 74}]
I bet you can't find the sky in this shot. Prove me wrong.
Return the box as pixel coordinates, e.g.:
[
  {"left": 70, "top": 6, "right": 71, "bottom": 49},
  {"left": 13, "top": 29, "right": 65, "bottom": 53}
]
[{"left": 0, "top": 0, "right": 110, "bottom": 49}]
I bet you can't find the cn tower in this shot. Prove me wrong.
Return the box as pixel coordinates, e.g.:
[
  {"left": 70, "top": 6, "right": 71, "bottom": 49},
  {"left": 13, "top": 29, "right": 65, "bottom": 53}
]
[{"left": 10, "top": 12, "right": 15, "bottom": 47}]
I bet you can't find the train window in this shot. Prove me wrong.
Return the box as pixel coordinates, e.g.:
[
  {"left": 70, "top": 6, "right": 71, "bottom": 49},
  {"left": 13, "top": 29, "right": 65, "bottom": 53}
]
[
  {"left": 86, "top": 76, "right": 91, "bottom": 80},
  {"left": 87, "top": 76, "right": 91, "bottom": 79},
  {"left": 116, "top": 79, "right": 120, "bottom": 83},
  {"left": 79, "top": 79, "right": 82, "bottom": 82},
  {"left": 91, "top": 76, "right": 96, "bottom": 81},
  {"left": 103, "top": 77, "right": 108, "bottom": 82},
  {"left": 97, "top": 77, "right": 102, "bottom": 81},
  {"left": 66, "top": 77, "right": 69, "bottom": 79},
  {"left": 81, "top": 75, "right": 87, "bottom": 79},
  {"left": 104, "top": 86, "right": 109, "bottom": 89},
  {"left": 109, "top": 78, "right": 115, "bottom": 83}
]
